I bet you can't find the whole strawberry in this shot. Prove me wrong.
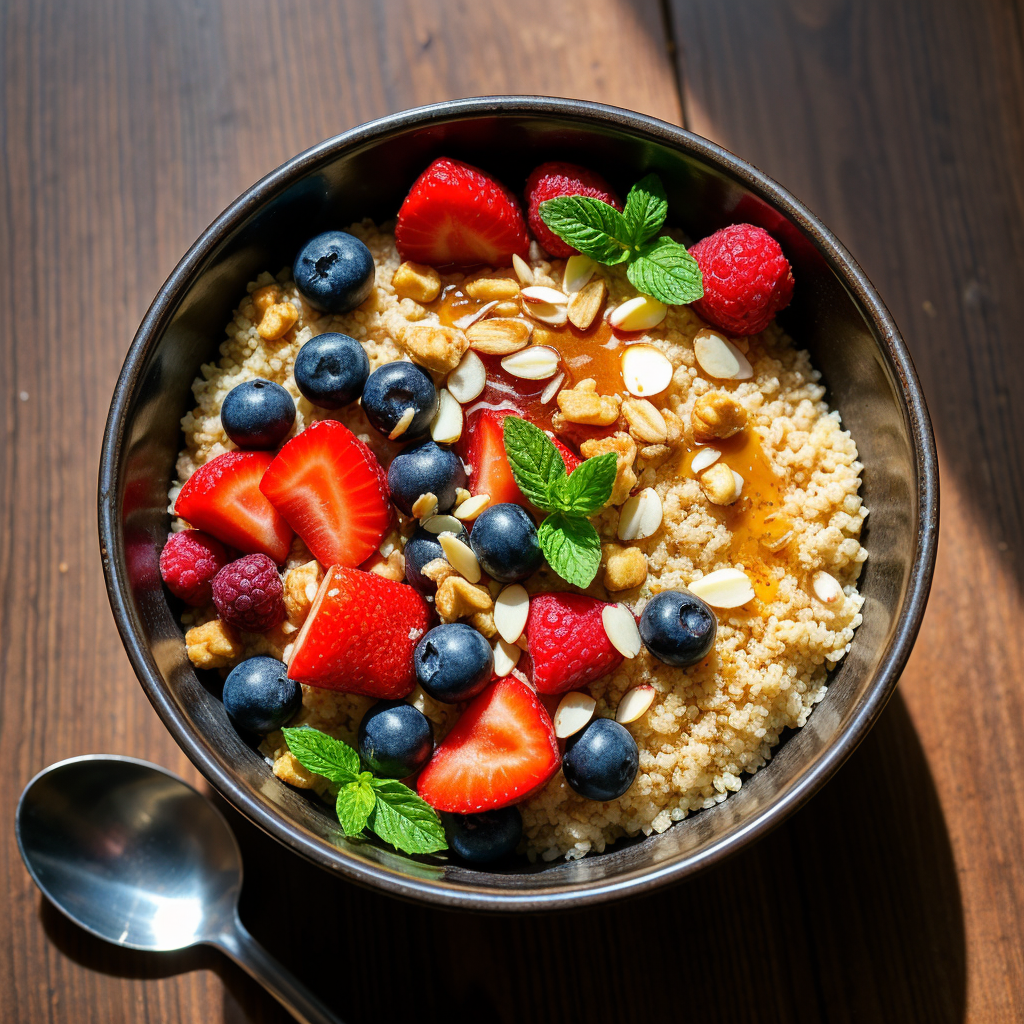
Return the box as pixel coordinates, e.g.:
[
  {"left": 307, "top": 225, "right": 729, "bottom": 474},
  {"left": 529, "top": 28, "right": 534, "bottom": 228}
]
[
  {"left": 212, "top": 553, "right": 285, "bottom": 633},
  {"left": 688, "top": 223, "right": 794, "bottom": 336},
  {"left": 159, "top": 529, "right": 228, "bottom": 606},
  {"left": 524, "top": 161, "right": 621, "bottom": 258}
]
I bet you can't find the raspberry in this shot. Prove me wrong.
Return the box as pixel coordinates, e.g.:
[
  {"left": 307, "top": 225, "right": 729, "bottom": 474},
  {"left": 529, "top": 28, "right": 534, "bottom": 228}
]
[
  {"left": 524, "top": 161, "right": 621, "bottom": 258},
  {"left": 689, "top": 223, "right": 794, "bottom": 336},
  {"left": 212, "top": 553, "right": 285, "bottom": 633},
  {"left": 159, "top": 529, "right": 228, "bottom": 606}
]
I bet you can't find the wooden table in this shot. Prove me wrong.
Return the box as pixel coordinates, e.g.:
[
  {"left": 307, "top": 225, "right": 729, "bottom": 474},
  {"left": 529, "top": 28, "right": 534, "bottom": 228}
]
[{"left": 3, "top": 1, "right": 1021, "bottom": 1020}]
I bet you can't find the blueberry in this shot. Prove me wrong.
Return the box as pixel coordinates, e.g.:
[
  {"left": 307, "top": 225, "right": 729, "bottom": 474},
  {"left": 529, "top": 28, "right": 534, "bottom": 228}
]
[
  {"left": 357, "top": 700, "right": 433, "bottom": 779},
  {"left": 220, "top": 379, "right": 295, "bottom": 450},
  {"left": 293, "top": 333, "right": 369, "bottom": 409},
  {"left": 562, "top": 718, "right": 639, "bottom": 801},
  {"left": 469, "top": 503, "right": 543, "bottom": 583},
  {"left": 404, "top": 517, "right": 470, "bottom": 595},
  {"left": 414, "top": 623, "right": 493, "bottom": 704},
  {"left": 293, "top": 230, "right": 375, "bottom": 314},
  {"left": 638, "top": 589, "right": 717, "bottom": 668},
  {"left": 388, "top": 441, "right": 467, "bottom": 517},
  {"left": 361, "top": 362, "right": 438, "bottom": 441},
  {"left": 222, "top": 656, "right": 301, "bottom": 734},
  {"left": 443, "top": 807, "right": 523, "bottom": 864}
]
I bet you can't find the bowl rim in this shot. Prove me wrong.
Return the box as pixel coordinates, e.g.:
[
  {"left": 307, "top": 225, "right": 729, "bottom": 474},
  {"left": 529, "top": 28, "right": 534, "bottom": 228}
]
[{"left": 98, "top": 95, "right": 939, "bottom": 911}]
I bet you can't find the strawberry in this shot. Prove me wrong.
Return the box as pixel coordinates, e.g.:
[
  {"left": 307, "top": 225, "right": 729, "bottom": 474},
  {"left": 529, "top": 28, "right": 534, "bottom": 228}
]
[
  {"left": 417, "top": 676, "right": 560, "bottom": 813},
  {"left": 395, "top": 157, "right": 530, "bottom": 269},
  {"left": 523, "top": 592, "right": 624, "bottom": 694},
  {"left": 287, "top": 565, "right": 431, "bottom": 698},
  {"left": 524, "top": 161, "right": 622, "bottom": 258},
  {"left": 462, "top": 409, "right": 526, "bottom": 507},
  {"left": 174, "top": 451, "right": 293, "bottom": 564},
  {"left": 552, "top": 436, "right": 581, "bottom": 474},
  {"left": 260, "top": 419, "right": 391, "bottom": 569}
]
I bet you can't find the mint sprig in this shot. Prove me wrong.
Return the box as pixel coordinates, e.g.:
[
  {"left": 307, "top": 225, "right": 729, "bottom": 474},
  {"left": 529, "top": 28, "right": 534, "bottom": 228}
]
[
  {"left": 538, "top": 173, "right": 703, "bottom": 307},
  {"left": 281, "top": 727, "right": 447, "bottom": 855}
]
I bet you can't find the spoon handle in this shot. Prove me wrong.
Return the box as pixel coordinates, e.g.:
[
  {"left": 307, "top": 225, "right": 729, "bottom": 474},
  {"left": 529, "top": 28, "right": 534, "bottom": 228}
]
[{"left": 212, "top": 910, "right": 343, "bottom": 1024}]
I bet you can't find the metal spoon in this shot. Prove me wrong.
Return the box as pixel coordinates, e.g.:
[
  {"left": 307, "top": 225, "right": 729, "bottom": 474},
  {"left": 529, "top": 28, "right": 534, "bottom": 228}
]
[{"left": 16, "top": 754, "right": 342, "bottom": 1024}]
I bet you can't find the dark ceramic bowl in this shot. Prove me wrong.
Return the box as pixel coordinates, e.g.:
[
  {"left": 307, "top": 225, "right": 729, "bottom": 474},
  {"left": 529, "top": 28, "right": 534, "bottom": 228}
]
[{"left": 99, "top": 96, "right": 938, "bottom": 911}]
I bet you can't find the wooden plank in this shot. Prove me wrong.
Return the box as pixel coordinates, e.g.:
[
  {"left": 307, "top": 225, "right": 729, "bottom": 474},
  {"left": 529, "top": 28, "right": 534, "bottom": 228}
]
[{"left": 670, "top": 0, "right": 1024, "bottom": 1020}]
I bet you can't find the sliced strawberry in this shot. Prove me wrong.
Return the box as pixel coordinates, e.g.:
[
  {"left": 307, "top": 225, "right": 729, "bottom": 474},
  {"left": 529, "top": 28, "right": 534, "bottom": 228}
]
[
  {"left": 260, "top": 419, "right": 391, "bottom": 569},
  {"left": 551, "top": 436, "right": 581, "bottom": 474},
  {"left": 462, "top": 409, "right": 527, "bottom": 507},
  {"left": 174, "top": 451, "right": 293, "bottom": 564},
  {"left": 287, "top": 565, "right": 431, "bottom": 698},
  {"left": 395, "top": 157, "right": 530, "bottom": 269},
  {"left": 417, "top": 676, "right": 560, "bottom": 813},
  {"left": 523, "top": 592, "right": 624, "bottom": 694}
]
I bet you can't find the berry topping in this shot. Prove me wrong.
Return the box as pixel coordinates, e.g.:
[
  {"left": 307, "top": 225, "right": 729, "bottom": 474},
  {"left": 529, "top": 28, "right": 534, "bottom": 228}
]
[
  {"left": 293, "top": 332, "right": 369, "bottom": 410},
  {"left": 220, "top": 378, "right": 296, "bottom": 450},
  {"left": 158, "top": 529, "right": 228, "bottom": 606},
  {"left": 524, "top": 161, "right": 621, "bottom": 258},
  {"left": 404, "top": 518, "right": 470, "bottom": 596},
  {"left": 294, "top": 230, "right": 375, "bottom": 314},
  {"left": 562, "top": 718, "right": 639, "bottom": 801},
  {"left": 462, "top": 409, "right": 527, "bottom": 507},
  {"left": 361, "top": 361, "right": 438, "bottom": 442},
  {"left": 523, "top": 592, "right": 624, "bottom": 694},
  {"left": 212, "top": 553, "right": 285, "bottom": 633},
  {"left": 395, "top": 157, "right": 530, "bottom": 269},
  {"left": 259, "top": 419, "right": 391, "bottom": 569},
  {"left": 222, "top": 656, "right": 301, "bottom": 734},
  {"left": 688, "top": 223, "right": 794, "bottom": 336},
  {"left": 414, "top": 623, "right": 494, "bottom": 704},
  {"left": 469, "top": 503, "right": 542, "bottom": 584},
  {"left": 387, "top": 440, "right": 467, "bottom": 517},
  {"left": 287, "top": 565, "right": 431, "bottom": 699},
  {"left": 357, "top": 700, "right": 434, "bottom": 779},
  {"left": 638, "top": 589, "right": 717, "bottom": 667},
  {"left": 417, "top": 676, "right": 560, "bottom": 814},
  {"left": 443, "top": 806, "right": 523, "bottom": 864},
  {"left": 174, "top": 450, "right": 294, "bottom": 564}
]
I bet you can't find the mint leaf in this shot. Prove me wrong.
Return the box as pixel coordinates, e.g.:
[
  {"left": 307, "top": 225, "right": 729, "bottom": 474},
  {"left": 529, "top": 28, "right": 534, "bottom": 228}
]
[
  {"left": 537, "top": 196, "right": 633, "bottom": 264},
  {"left": 537, "top": 512, "right": 603, "bottom": 588},
  {"left": 503, "top": 416, "right": 565, "bottom": 511},
  {"left": 553, "top": 452, "right": 617, "bottom": 516},
  {"left": 368, "top": 779, "right": 447, "bottom": 855},
  {"left": 282, "top": 727, "right": 359, "bottom": 785},
  {"left": 627, "top": 236, "right": 704, "bottom": 305},
  {"left": 623, "top": 173, "right": 668, "bottom": 245},
  {"left": 336, "top": 775, "right": 376, "bottom": 836}
]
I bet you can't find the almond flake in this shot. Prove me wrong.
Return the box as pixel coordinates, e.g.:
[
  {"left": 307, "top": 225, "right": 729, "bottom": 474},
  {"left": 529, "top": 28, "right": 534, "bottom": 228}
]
[
  {"left": 540, "top": 372, "right": 565, "bottom": 405},
  {"left": 439, "top": 533, "right": 482, "bottom": 584},
  {"left": 567, "top": 277, "right": 606, "bottom": 330},
  {"left": 493, "top": 637, "right": 522, "bottom": 677},
  {"left": 688, "top": 568, "right": 755, "bottom": 608},
  {"left": 422, "top": 514, "right": 462, "bottom": 536},
  {"left": 693, "top": 328, "right": 754, "bottom": 380},
  {"left": 501, "top": 346, "right": 560, "bottom": 380},
  {"left": 812, "top": 571, "right": 844, "bottom": 604},
  {"left": 730, "top": 470, "right": 744, "bottom": 500},
  {"left": 430, "top": 388, "right": 464, "bottom": 444},
  {"left": 553, "top": 691, "right": 597, "bottom": 739},
  {"left": 521, "top": 285, "right": 568, "bottom": 305},
  {"left": 609, "top": 295, "right": 668, "bottom": 331},
  {"left": 454, "top": 493, "right": 490, "bottom": 521},
  {"left": 411, "top": 491, "right": 438, "bottom": 520},
  {"left": 453, "top": 300, "right": 498, "bottom": 330},
  {"left": 493, "top": 584, "right": 529, "bottom": 643},
  {"left": 690, "top": 447, "right": 721, "bottom": 474},
  {"left": 601, "top": 602, "right": 642, "bottom": 658},
  {"left": 455, "top": 487, "right": 471, "bottom": 505},
  {"left": 563, "top": 255, "right": 597, "bottom": 294},
  {"left": 388, "top": 406, "right": 416, "bottom": 440},
  {"left": 617, "top": 487, "right": 663, "bottom": 541},
  {"left": 512, "top": 253, "right": 535, "bottom": 286},
  {"left": 621, "top": 344, "right": 673, "bottom": 397},
  {"left": 615, "top": 683, "right": 655, "bottom": 724},
  {"left": 447, "top": 349, "right": 487, "bottom": 404},
  {"left": 522, "top": 300, "right": 568, "bottom": 327},
  {"left": 466, "top": 317, "right": 532, "bottom": 354}
]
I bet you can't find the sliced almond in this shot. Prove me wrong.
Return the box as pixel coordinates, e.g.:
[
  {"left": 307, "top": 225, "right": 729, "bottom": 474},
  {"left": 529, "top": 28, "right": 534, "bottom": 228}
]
[
  {"left": 553, "top": 691, "right": 597, "bottom": 739},
  {"left": 540, "top": 372, "right": 565, "bottom": 405},
  {"left": 454, "top": 493, "right": 490, "bottom": 521},
  {"left": 601, "top": 602, "right": 642, "bottom": 659},
  {"left": 494, "top": 584, "right": 529, "bottom": 643},
  {"left": 501, "top": 346, "right": 560, "bottom": 380},
  {"left": 731, "top": 470, "right": 744, "bottom": 500},
  {"left": 388, "top": 406, "right": 416, "bottom": 440},
  {"left": 521, "top": 285, "right": 569, "bottom": 305},
  {"left": 563, "top": 254, "right": 597, "bottom": 294},
  {"left": 621, "top": 398, "right": 668, "bottom": 444},
  {"left": 617, "top": 487, "right": 663, "bottom": 541},
  {"left": 512, "top": 253, "right": 535, "bottom": 286},
  {"left": 812, "top": 571, "right": 844, "bottom": 604},
  {"left": 616, "top": 683, "right": 655, "bottom": 724},
  {"left": 567, "top": 277, "right": 607, "bottom": 330},
  {"left": 621, "top": 344, "right": 673, "bottom": 398},
  {"left": 493, "top": 637, "right": 522, "bottom": 677},
  {"left": 447, "top": 349, "right": 487, "bottom": 404},
  {"left": 693, "top": 328, "right": 754, "bottom": 381},
  {"left": 421, "top": 514, "right": 462, "bottom": 537},
  {"left": 690, "top": 447, "right": 722, "bottom": 474},
  {"left": 688, "top": 568, "right": 755, "bottom": 608},
  {"left": 609, "top": 295, "right": 668, "bottom": 331},
  {"left": 453, "top": 300, "right": 498, "bottom": 330},
  {"left": 455, "top": 487, "right": 471, "bottom": 505},
  {"left": 411, "top": 492, "right": 438, "bottom": 520},
  {"left": 522, "top": 300, "right": 568, "bottom": 327},
  {"left": 430, "top": 388, "right": 464, "bottom": 444},
  {"left": 466, "top": 317, "right": 532, "bottom": 354},
  {"left": 439, "top": 533, "right": 482, "bottom": 584}
]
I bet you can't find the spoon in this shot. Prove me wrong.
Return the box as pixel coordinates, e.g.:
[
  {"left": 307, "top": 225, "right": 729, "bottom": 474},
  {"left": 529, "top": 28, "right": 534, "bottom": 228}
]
[{"left": 16, "top": 754, "right": 342, "bottom": 1024}]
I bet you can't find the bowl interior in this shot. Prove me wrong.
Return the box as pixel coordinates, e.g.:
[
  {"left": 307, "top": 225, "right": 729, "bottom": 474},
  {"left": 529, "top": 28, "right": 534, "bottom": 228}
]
[{"left": 101, "top": 100, "right": 935, "bottom": 910}]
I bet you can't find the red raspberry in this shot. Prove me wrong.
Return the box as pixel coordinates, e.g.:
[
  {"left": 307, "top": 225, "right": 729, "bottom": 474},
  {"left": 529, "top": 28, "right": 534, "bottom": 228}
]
[
  {"left": 212, "top": 553, "right": 285, "bottom": 633},
  {"left": 524, "top": 161, "right": 621, "bottom": 258},
  {"left": 159, "top": 529, "right": 228, "bottom": 606},
  {"left": 689, "top": 223, "right": 794, "bottom": 336}
]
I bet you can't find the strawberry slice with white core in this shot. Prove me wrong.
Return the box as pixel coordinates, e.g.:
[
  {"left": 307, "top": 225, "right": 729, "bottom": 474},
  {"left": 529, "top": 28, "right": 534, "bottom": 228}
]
[
  {"left": 417, "top": 676, "right": 560, "bottom": 813},
  {"left": 260, "top": 419, "right": 391, "bottom": 569},
  {"left": 174, "top": 450, "right": 293, "bottom": 564}
]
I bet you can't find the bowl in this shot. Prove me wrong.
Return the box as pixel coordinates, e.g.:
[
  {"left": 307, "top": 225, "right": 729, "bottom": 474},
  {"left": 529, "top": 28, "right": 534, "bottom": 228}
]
[{"left": 98, "top": 96, "right": 938, "bottom": 911}]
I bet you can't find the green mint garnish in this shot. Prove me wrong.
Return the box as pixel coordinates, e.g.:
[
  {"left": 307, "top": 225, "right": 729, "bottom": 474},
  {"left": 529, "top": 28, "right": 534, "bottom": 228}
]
[
  {"left": 538, "top": 173, "right": 703, "bottom": 307},
  {"left": 502, "top": 417, "right": 615, "bottom": 588},
  {"left": 281, "top": 727, "right": 447, "bottom": 856}
]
